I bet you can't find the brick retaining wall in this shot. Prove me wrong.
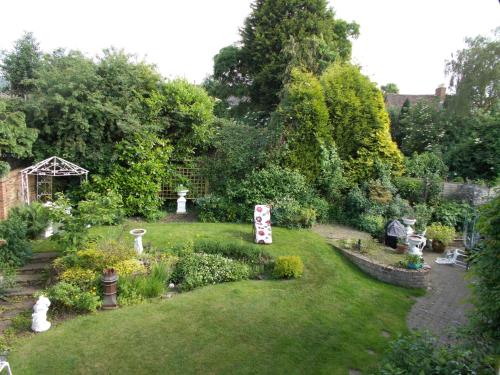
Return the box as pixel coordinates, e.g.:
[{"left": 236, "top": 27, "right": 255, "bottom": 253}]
[
  {"left": 334, "top": 245, "right": 430, "bottom": 289},
  {"left": 0, "top": 168, "right": 35, "bottom": 220}
]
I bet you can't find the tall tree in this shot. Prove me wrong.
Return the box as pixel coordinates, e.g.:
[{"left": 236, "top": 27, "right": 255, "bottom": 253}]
[
  {"left": 381, "top": 83, "right": 399, "bottom": 94},
  {"left": 446, "top": 29, "right": 500, "bottom": 115},
  {"left": 240, "top": 0, "right": 358, "bottom": 111},
  {"left": 320, "top": 63, "right": 403, "bottom": 182},
  {"left": 272, "top": 68, "right": 332, "bottom": 182},
  {"left": 0, "top": 98, "right": 38, "bottom": 176},
  {"left": 1, "top": 32, "right": 41, "bottom": 97}
]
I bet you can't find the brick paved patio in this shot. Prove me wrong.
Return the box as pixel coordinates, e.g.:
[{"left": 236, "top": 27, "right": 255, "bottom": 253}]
[{"left": 407, "top": 249, "right": 472, "bottom": 344}]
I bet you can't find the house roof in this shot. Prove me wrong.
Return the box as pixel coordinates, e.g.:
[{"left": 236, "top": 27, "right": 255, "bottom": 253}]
[{"left": 385, "top": 93, "right": 439, "bottom": 109}]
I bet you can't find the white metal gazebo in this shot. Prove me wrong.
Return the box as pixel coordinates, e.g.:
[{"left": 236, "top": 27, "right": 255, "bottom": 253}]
[{"left": 21, "top": 156, "right": 88, "bottom": 203}]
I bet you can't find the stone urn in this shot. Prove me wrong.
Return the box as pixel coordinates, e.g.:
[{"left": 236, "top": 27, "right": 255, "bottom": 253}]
[
  {"left": 176, "top": 189, "right": 189, "bottom": 214},
  {"left": 130, "top": 228, "right": 147, "bottom": 255},
  {"left": 408, "top": 234, "right": 425, "bottom": 256},
  {"left": 402, "top": 217, "right": 416, "bottom": 238}
]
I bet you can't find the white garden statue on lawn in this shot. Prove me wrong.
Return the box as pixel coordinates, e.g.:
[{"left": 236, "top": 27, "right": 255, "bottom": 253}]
[{"left": 32, "top": 295, "right": 51, "bottom": 332}]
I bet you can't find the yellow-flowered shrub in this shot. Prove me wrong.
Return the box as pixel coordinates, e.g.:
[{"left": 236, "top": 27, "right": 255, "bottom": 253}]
[
  {"left": 113, "top": 259, "right": 146, "bottom": 277},
  {"left": 60, "top": 267, "right": 99, "bottom": 290}
]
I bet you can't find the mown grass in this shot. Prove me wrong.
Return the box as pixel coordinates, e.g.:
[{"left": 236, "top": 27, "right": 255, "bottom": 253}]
[{"left": 10, "top": 222, "right": 421, "bottom": 374}]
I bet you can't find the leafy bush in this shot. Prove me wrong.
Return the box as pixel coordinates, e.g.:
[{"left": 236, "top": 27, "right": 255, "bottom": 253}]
[
  {"left": 272, "top": 198, "right": 317, "bottom": 228},
  {"left": 0, "top": 265, "right": 17, "bottom": 296},
  {"left": 171, "top": 253, "right": 250, "bottom": 291},
  {"left": 60, "top": 267, "right": 99, "bottom": 290},
  {"left": 198, "top": 165, "right": 321, "bottom": 228},
  {"left": 273, "top": 256, "right": 304, "bottom": 279},
  {"left": 77, "top": 190, "right": 125, "bottom": 226},
  {"left": 358, "top": 214, "right": 385, "bottom": 238},
  {"left": 393, "top": 176, "right": 425, "bottom": 204},
  {"left": 433, "top": 200, "right": 474, "bottom": 231},
  {"left": 414, "top": 204, "right": 434, "bottom": 233},
  {"left": 54, "top": 241, "right": 135, "bottom": 273},
  {"left": 378, "top": 332, "right": 495, "bottom": 374},
  {"left": 113, "top": 259, "right": 146, "bottom": 277},
  {"left": 193, "top": 240, "right": 271, "bottom": 265},
  {"left": 0, "top": 213, "right": 32, "bottom": 267},
  {"left": 104, "top": 133, "right": 173, "bottom": 220},
  {"left": 0, "top": 161, "right": 10, "bottom": 178},
  {"left": 8, "top": 202, "right": 50, "bottom": 239},
  {"left": 426, "top": 223, "right": 456, "bottom": 246},
  {"left": 44, "top": 282, "right": 101, "bottom": 313},
  {"left": 471, "top": 196, "right": 500, "bottom": 343}
]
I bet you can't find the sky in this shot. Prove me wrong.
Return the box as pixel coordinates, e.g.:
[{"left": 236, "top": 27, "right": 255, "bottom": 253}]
[{"left": 0, "top": 0, "right": 498, "bottom": 94}]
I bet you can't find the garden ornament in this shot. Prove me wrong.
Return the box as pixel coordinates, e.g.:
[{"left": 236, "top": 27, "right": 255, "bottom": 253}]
[
  {"left": 407, "top": 235, "right": 426, "bottom": 256},
  {"left": 130, "top": 229, "right": 147, "bottom": 255},
  {"left": 176, "top": 188, "right": 189, "bottom": 214},
  {"left": 254, "top": 205, "right": 272, "bottom": 244},
  {"left": 0, "top": 361, "right": 12, "bottom": 375},
  {"left": 32, "top": 295, "right": 51, "bottom": 332},
  {"left": 102, "top": 268, "right": 118, "bottom": 309}
]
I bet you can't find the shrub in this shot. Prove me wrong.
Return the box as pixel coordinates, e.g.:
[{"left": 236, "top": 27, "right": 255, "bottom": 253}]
[
  {"left": 433, "top": 200, "right": 474, "bottom": 231},
  {"left": 193, "top": 240, "right": 271, "bottom": 265},
  {"left": 60, "top": 267, "right": 99, "bottom": 290},
  {"left": 8, "top": 202, "right": 50, "bottom": 239},
  {"left": 0, "top": 161, "right": 10, "bottom": 179},
  {"left": 55, "top": 241, "right": 135, "bottom": 273},
  {"left": 471, "top": 196, "right": 500, "bottom": 343},
  {"left": 113, "top": 259, "right": 146, "bottom": 277},
  {"left": 426, "top": 223, "right": 456, "bottom": 246},
  {"left": 414, "top": 203, "right": 434, "bottom": 232},
  {"left": 117, "top": 276, "right": 144, "bottom": 306},
  {"left": 77, "top": 190, "right": 125, "bottom": 226},
  {"left": 393, "top": 176, "right": 424, "bottom": 204},
  {"left": 0, "top": 214, "right": 32, "bottom": 267},
  {"left": 272, "top": 198, "right": 317, "bottom": 228},
  {"left": 198, "top": 166, "right": 321, "bottom": 228},
  {"left": 273, "top": 256, "right": 304, "bottom": 279},
  {"left": 378, "top": 332, "right": 495, "bottom": 374},
  {"left": 0, "top": 265, "right": 17, "bottom": 296},
  {"left": 172, "top": 253, "right": 250, "bottom": 291},
  {"left": 44, "top": 282, "right": 101, "bottom": 313},
  {"left": 358, "top": 214, "right": 385, "bottom": 238}
]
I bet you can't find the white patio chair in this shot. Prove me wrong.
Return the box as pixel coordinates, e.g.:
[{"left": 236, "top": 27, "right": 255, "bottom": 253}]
[
  {"left": 0, "top": 361, "right": 12, "bottom": 375},
  {"left": 435, "top": 249, "right": 468, "bottom": 268}
]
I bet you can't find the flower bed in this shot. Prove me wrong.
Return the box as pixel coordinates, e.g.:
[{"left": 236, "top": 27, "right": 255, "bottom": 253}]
[{"left": 333, "top": 244, "right": 430, "bottom": 289}]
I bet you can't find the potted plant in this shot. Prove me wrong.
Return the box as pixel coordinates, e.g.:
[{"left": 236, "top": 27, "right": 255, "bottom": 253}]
[
  {"left": 426, "top": 223, "right": 456, "bottom": 253},
  {"left": 176, "top": 184, "right": 189, "bottom": 196},
  {"left": 396, "top": 238, "right": 408, "bottom": 254},
  {"left": 405, "top": 254, "right": 423, "bottom": 270}
]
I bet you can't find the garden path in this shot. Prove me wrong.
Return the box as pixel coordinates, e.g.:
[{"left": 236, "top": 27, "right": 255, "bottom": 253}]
[
  {"left": 408, "top": 248, "right": 472, "bottom": 344},
  {"left": 313, "top": 224, "right": 473, "bottom": 345},
  {"left": 0, "top": 252, "right": 57, "bottom": 335}
]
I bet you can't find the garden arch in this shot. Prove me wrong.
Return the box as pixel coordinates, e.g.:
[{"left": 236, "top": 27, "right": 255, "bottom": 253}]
[{"left": 21, "top": 156, "right": 88, "bottom": 204}]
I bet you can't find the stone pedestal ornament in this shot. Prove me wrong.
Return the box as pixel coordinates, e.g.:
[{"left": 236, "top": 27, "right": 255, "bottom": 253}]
[
  {"left": 32, "top": 296, "right": 51, "bottom": 332},
  {"left": 102, "top": 269, "right": 118, "bottom": 309},
  {"left": 130, "top": 228, "right": 146, "bottom": 255},
  {"left": 402, "top": 217, "right": 416, "bottom": 240},
  {"left": 408, "top": 235, "right": 426, "bottom": 256},
  {"left": 176, "top": 190, "right": 189, "bottom": 214}
]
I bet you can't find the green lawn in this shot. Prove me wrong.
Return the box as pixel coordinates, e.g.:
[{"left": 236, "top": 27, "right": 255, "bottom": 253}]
[{"left": 10, "top": 222, "right": 421, "bottom": 374}]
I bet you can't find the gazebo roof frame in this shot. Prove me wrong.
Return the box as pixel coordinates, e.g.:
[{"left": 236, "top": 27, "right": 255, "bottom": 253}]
[
  {"left": 21, "top": 156, "right": 88, "bottom": 203},
  {"left": 21, "top": 156, "right": 89, "bottom": 176}
]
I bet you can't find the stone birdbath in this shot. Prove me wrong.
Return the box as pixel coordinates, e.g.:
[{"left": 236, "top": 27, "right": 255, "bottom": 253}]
[{"left": 130, "top": 228, "right": 147, "bottom": 255}]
